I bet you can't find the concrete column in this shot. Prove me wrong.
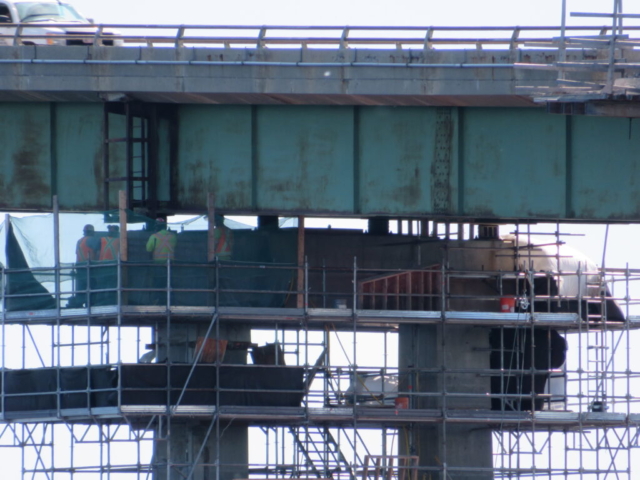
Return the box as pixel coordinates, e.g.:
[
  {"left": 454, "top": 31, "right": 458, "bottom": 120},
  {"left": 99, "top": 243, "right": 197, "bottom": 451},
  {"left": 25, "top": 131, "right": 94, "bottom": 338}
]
[
  {"left": 154, "top": 322, "right": 250, "bottom": 480},
  {"left": 154, "top": 419, "right": 248, "bottom": 480},
  {"left": 398, "top": 323, "right": 493, "bottom": 480}
]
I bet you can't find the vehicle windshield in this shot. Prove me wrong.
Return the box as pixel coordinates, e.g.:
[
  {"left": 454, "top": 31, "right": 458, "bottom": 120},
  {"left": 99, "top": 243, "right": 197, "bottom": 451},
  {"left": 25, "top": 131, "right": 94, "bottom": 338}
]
[{"left": 16, "top": 2, "right": 87, "bottom": 22}]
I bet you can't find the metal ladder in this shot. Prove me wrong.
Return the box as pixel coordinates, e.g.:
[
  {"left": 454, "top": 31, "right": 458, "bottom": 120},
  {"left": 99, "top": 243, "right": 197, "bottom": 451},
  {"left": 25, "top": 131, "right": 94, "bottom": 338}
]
[{"left": 103, "top": 102, "right": 155, "bottom": 212}]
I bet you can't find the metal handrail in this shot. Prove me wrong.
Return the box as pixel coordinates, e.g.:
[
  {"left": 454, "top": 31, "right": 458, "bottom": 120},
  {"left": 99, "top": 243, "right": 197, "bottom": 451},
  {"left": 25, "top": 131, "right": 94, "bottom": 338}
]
[{"left": 2, "top": 23, "right": 639, "bottom": 49}]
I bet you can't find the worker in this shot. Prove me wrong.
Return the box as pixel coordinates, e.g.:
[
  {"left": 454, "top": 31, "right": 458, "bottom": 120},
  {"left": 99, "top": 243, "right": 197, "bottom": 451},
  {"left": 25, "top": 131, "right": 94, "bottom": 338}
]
[
  {"left": 146, "top": 218, "right": 177, "bottom": 305},
  {"left": 146, "top": 218, "right": 177, "bottom": 261},
  {"left": 214, "top": 214, "right": 233, "bottom": 261},
  {"left": 99, "top": 225, "right": 120, "bottom": 261},
  {"left": 68, "top": 224, "right": 100, "bottom": 308},
  {"left": 76, "top": 224, "right": 100, "bottom": 263}
]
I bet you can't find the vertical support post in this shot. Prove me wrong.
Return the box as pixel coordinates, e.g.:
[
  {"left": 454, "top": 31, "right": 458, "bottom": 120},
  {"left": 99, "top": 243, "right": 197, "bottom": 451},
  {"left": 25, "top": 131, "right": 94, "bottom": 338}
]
[
  {"left": 53, "top": 196, "right": 61, "bottom": 310},
  {"left": 297, "top": 216, "right": 305, "bottom": 309},
  {"left": 304, "top": 257, "right": 309, "bottom": 315},
  {"left": 214, "top": 255, "right": 221, "bottom": 480},
  {"left": 147, "top": 105, "right": 159, "bottom": 215},
  {"left": 166, "top": 259, "right": 171, "bottom": 308},
  {"left": 208, "top": 192, "right": 216, "bottom": 262},
  {"left": 119, "top": 190, "right": 128, "bottom": 308},
  {"left": 103, "top": 104, "right": 110, "bottom": 210},
  {"left": 559, "top": 0, "right": 567, "bottom": 81},
  {"left": 605, "top": 0, "right": 621, "bottom": 93},
  {"left": 1, "top": 214, "right": 8, "bottom": 417},
  {"left": 420, "top": 219, "right": 428, "bottom": 238},
  {"left": 119, "top": 191, "right": 128, "bottom": 262},
  {"left": 352, "top": 255, "right": 359, "bottom": 472},
  {"left": 322, "top": 258, "right": 326, "bottom": 308},
  {"left": 125, "top": 103, "right": 134, "bottom": 207},
  {"left": 117, "top": 249, "right": 122, "bottom": 367},
  {"left": 53, "top": 196, "right": 61, "bottom": 415}
]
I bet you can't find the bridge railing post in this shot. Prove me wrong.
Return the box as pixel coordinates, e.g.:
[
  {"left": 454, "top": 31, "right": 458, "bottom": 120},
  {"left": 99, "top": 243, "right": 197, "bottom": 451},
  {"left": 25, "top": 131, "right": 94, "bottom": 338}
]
[{"left": 175, "top": 26, "right": 185, "bottom": 48}]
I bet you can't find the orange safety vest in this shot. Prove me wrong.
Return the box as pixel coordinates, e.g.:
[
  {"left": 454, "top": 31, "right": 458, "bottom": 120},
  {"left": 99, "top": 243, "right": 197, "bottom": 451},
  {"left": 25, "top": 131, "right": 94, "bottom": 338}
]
[
  {"left": 215, "top": 227, "right": 233, "bottom": 259},
  {"left": 76, "top": 237, "right": 97, "bottom": 262},
  {"left": 99, "top": 236, "right": 120, "bottom": 261},
  {"left": 148, "top": 230, "right": 177, "bottom": 261}
]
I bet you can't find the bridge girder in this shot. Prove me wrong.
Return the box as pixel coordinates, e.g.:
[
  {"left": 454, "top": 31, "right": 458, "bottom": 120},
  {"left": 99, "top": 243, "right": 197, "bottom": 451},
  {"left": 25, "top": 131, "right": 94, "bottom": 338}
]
[{"left": 0, "top": 101, "right": 638, "bottom": 222}]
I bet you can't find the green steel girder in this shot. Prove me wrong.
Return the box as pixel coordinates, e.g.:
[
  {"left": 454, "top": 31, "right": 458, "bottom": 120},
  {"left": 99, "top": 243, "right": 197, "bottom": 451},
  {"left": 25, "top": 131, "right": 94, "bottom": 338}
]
[{"left": 1, "top": 102, "right": 639, "bottom": 222}]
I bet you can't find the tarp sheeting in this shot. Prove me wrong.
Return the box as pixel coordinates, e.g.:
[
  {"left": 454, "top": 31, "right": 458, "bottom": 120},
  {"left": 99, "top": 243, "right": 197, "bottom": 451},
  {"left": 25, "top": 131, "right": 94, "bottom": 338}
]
[
  {"left": 504, "top": 235, "right": 625, "bottom": 321},
  {"left": 5, "top": 223, "right": 56, "bottom": 311},
  {"left": 508, "top": 234, "right": 602, "bottom": 298},
  {"left": 490, "top": 328, "right": 567, "bottom": 411},
  {"left": 3, "top": 366, "right": 117, "bottom": 411},
  {"left": 343, "top": 373, "right": 399, "bottom": 406},
  {"left": 1, "top": 364, "right": 305, "bottom": 414},
  {"left": 120, "top": 365, "right": 305, "bottom": 407}
]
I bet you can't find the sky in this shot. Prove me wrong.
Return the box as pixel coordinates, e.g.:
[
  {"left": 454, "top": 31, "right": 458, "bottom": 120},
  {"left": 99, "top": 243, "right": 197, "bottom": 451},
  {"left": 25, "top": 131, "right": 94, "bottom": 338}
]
[{"left": 67, "top": 0, "right": 622, "bottom": 28}]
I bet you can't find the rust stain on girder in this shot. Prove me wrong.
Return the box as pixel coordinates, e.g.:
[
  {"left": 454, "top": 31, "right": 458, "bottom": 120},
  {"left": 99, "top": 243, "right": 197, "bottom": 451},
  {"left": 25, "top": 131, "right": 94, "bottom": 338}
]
[
  {"left": 92, "top": 147, "right": 104, "bottom": 209},
  {"left": 0, "top": 117, "right": 50, "bottom": 209}
]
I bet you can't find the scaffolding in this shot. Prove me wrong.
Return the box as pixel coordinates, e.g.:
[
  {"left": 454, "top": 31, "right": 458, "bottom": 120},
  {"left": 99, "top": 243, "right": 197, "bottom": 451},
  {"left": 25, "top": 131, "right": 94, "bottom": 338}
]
[
  {"left": 0, "top": 214, "right": 639, "bottom": 479},
  {"left": 517, "top": 0, "right": 640, "bottom": 108}
]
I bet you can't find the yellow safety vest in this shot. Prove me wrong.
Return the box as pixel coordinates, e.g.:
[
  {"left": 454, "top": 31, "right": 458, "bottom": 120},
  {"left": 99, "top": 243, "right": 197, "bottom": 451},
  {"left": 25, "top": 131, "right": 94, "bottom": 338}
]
[{"left": 147, "top": 230, "right": 177, "bottom": 261}]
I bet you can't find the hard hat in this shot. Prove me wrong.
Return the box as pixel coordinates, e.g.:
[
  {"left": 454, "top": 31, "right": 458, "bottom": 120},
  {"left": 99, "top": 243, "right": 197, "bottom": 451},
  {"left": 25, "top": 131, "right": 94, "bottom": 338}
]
[
  {"left": 155, "top": 217, "right": 167, "bottom": 230},
  {"left": 83, "top": 224, "right": 94, "bottom": 233},
  {"left": 107, "top": 225, "right": 119, "bottom": 232}
]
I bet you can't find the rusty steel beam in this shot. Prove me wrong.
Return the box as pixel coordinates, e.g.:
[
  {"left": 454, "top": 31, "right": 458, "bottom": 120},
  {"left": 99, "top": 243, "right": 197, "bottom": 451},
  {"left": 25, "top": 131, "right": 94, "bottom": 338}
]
[{"left": 0, "top": 102, "right": 639, "bottom": 222}]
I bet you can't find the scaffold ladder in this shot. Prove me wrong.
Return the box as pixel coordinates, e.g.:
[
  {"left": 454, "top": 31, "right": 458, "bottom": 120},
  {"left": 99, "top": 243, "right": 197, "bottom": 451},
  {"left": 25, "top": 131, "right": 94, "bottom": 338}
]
[
  {"left": 290, "top": 425, "right": 356, "bottom": 480},
  {"left": 585, "top": 272, "right": 609, "bottom": 409}
]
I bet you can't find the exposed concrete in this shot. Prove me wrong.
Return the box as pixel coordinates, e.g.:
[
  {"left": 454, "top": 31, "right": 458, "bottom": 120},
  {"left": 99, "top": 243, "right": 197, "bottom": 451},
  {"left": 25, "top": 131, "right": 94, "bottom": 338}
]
[
  {"left": 0, "top": 45, "right": 614, "bottom": 105},
  {"left": 155, "top": 322, "right": 251, "bottom": 480},
  {"left": 398, "top": 324, "right": 493, "bottom": 480},
  {"left": 154, "top": 419, "right": 248, "bottom": 480}
]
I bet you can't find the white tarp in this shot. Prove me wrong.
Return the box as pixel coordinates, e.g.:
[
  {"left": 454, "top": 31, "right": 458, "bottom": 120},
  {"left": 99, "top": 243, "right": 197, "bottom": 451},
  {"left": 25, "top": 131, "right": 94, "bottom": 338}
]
[
  {"left": 504, "top": 234, "right": 602, "bottom": 298},
  {"left": 344, "top": 373, "right": 399, "bottom": 406}
]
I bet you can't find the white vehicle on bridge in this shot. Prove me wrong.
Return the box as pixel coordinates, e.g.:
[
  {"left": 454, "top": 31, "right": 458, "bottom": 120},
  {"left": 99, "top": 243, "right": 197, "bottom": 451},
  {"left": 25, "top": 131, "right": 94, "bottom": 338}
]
[{"left": 0, "top": 0, "right": 122, "bottom": 46}]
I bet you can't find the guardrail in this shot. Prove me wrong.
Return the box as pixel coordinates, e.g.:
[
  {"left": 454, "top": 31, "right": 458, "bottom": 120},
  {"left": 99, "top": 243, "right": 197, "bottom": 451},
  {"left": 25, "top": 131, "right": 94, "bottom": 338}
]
[{"left": 1, "top": 24, "right": 639, "bottom": 49}]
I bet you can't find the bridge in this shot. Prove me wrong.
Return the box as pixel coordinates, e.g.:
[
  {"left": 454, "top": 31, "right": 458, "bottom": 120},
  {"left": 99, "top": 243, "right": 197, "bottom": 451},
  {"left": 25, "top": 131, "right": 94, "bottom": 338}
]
[
  {"left": 1, "top": 24, "right": 640, "bottom": 221},
  {"left": 1, "top": 21, "right": 640, "bottom": 480}
]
